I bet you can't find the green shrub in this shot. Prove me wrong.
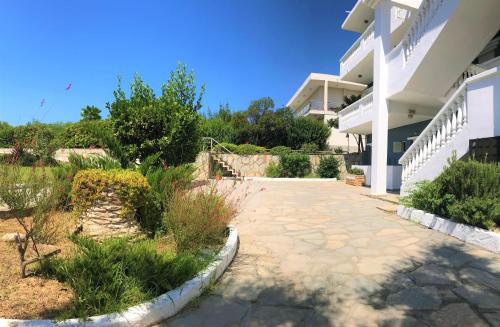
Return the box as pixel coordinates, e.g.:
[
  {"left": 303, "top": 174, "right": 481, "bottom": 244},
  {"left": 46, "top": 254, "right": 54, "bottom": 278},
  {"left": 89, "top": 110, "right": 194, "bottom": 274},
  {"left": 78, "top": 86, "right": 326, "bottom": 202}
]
[
  {"left": 300, "top": 143, "right": 319, "bottom": 154},
  {"left": 448, "top": 197, "right": 500, "bottom": 230},
  {"left": 68, "top": 154, "right": 121, "bottom": 171},
  {"left": 317, "top": 156, "right": 340, "bottom": 178},
  {"left": 63, "top": 120, "right": 112, "bottom": 148},
  {"left": 269, "top": 146, "right": 292, "bottom": 156},
  {"left": 280, "top": 153, "right": 311, "bottom": 177},
  {"left": 0, "top": 121, "right": 14, "bottom": 147},
  {"left": 164, "top": 187, "right": 235, "bottom": 252},
  {"left": 348, "top": 167, "right": 365, "bottom": 175},
  {"left": 14, "top": 123, "right": 58, "bottom": 165},
  {"left": 213, "top": 142, "right": 238, "bottom": 153},
  {"left": 145, "top": 164, "right": 195, "bottom": 208},
  {"left": 265, "top": 162, "right": 283, "bottom": 177},
  {"left": 334, "top": 146, "right": 344, "bottom": 154},
  {"left": 402, "top": 158, "right": 500, "bottom": 230},
  {"left": 71, "top": 169, "right": 160, "bottom": 231},
  {"left": 39, "top": 236, "right": 209, "bottom": 319},
  {"left": 234, "top": 144, "right": 266, "bottom": 155}
]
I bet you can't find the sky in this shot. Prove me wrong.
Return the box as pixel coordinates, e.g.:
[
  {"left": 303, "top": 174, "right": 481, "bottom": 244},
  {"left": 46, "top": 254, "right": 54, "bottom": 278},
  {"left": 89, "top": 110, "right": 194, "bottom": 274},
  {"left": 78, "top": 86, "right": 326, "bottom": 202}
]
[{"left": 0, "top": 0, "right": 358, "bottom": 126}]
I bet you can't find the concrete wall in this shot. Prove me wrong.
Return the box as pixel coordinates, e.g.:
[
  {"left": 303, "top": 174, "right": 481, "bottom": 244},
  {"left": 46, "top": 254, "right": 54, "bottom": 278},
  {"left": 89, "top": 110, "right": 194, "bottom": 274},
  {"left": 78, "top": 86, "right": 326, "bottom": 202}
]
[{"left": 198, "top": 152, "right": 362, "bottom": 180}]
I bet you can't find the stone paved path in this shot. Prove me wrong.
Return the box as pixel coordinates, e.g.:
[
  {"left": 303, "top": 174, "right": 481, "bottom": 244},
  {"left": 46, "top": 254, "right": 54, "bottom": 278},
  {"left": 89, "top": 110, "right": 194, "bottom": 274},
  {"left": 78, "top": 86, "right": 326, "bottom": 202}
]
[{"left": 160, "top": 181, "right": 500, "bottom": 327}]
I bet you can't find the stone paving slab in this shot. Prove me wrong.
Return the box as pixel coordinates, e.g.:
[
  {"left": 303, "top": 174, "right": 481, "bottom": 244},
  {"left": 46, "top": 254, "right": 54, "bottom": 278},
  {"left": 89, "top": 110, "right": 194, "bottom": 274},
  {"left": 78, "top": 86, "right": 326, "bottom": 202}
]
[{"left": 159, "top": 181, "right": 500, "bottom": 327}]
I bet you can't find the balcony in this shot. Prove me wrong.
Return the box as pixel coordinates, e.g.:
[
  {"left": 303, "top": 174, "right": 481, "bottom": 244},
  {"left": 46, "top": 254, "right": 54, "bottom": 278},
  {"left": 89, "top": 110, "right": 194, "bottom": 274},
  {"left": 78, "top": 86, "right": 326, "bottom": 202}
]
[
  {"left": 338, "top": 92, "right": 373, "bottom": 134},
  {"left": 339, "top": 22, "right": 375, "bottom": 84},
  {"left": 298, "top": 100, "right": 339, "bottom": 117}
]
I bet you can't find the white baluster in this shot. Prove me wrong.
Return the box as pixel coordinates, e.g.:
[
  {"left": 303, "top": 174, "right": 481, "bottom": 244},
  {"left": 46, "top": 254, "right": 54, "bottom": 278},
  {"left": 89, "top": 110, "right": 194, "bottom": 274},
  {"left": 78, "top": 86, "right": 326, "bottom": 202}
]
[
  {"left": 456, "top": 101, "right": 463, "bottom": 131},
  {"left": 451, "top": 104, "right": 457, "bottom": 137},
  {"left": 430, "top": 128, "right": 436, "bottom": 155},
  {"left": 461, "top": 93, "right": 467, "bottom": 126},
  {"left": 440, "top": 117, "right": 447, "bottom": 146},
  {"left": 427, "top": 134, "right": 433, "bottom": 159},
  {"left": 445, "top": 112, "right": 452, "bottom": 142},
  {"left": 435, "top": 125, "right": 441, "bottom": 150}
]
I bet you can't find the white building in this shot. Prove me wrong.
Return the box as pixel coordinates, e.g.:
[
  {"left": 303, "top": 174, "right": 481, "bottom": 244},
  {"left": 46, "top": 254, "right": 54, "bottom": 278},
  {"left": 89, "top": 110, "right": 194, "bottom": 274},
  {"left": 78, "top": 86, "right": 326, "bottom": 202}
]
[
  {"left": 286, "top": 73, "right": 366, "bottom": 153},
  {"left": 292, "top": 0, "right": 500, "bottom": 194}
]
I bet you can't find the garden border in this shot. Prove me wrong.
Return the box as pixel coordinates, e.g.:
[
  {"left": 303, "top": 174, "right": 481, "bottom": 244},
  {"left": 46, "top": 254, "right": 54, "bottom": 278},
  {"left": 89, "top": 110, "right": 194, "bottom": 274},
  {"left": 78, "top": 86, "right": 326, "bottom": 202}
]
[
  {"left": 397, "top": 205, "right": 500, "bottom": 253},
  {"left": 1, "top": 225, "right": 239, "bottom": 327}
]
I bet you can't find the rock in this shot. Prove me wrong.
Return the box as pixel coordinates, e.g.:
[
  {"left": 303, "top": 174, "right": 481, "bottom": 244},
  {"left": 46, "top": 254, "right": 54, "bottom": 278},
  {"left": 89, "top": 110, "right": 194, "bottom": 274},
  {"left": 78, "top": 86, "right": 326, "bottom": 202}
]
[
  {"left": 410, "top": 264, "right": 457, "bottom": 286},
  {"left": 453, "top": 284, "right": 500, "bottom": 309},
  {"left": 387, "top": 286, "right": 442, "bottom": 310},
  {"left": 1, "top": 233, "right": 25, "bottom": 242},
  {"left": 430, "top": 303, "right": 488, "bottom": 327},
  {"left": 460, "top": 267, "right": 500, "bottom": 292}
]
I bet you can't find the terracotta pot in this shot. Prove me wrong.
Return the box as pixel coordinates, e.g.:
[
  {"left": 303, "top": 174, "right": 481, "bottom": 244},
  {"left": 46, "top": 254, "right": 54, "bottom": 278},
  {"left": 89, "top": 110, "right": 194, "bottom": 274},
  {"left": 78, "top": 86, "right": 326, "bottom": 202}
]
[{"left": 215, "top": 175, "right": 222, "bottom": 181}]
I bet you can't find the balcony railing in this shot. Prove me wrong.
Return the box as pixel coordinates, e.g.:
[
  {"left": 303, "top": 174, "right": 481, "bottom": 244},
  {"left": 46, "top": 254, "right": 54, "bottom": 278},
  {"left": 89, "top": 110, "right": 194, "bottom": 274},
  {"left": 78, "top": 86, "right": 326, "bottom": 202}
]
[
  {"left": 340, "top": 21, "right": 375, "bottom": 76},
  {"left": 399, "top": 85, "right": 467, "bottom": 182},
  {"left": 298, "top": 100, "right": 339, "bottom": 116},
  {"left": 402, "top": 0, "right": 445, "bottom": 62},
  {"left": 338, "top": 92, "right": 373, "bottom": 126}
]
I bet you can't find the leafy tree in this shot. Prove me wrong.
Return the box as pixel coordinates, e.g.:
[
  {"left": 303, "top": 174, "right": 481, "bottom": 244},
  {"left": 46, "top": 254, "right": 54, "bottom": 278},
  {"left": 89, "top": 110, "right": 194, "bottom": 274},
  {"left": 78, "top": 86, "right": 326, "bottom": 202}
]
[
  {"left": 289, "top": 117, "right": 331, "bottom": 150},
  {"left": 80, "top": 106, "right": 102, "bottom": 121},
  {"left": 201, "top": 104, "right": 235, "bottom": 143},
  {"left": 108, "top": 63, "right": 205, "bottom": 165}
]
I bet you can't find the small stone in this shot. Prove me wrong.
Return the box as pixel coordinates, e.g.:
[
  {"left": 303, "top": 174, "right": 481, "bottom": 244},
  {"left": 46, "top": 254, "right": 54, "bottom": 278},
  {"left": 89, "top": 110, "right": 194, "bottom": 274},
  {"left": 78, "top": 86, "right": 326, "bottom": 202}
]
[
  {"left": 1, "top": 233, "right": 25, "bottom": 242},
  {"left": 460, "top": 267, "right": 500, "bottom": 292},
  {"left": 430, "top": 303, "right": 488, "bottom": 327},
  {"left": 387, "top": 286, "right": 442, "bottom": 310},
  {"left": 410, "top": 264, "right": 457, "bottom": 286},
  {"left": 453, "top": 284, "right": 500, "bottom": 309}
]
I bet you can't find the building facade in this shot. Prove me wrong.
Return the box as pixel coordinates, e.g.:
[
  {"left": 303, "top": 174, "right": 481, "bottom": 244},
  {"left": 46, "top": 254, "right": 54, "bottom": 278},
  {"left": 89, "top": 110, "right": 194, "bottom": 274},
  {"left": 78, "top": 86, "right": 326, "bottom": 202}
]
[{"left": 291, "top": 0, "right": 500, "bottom": 194}]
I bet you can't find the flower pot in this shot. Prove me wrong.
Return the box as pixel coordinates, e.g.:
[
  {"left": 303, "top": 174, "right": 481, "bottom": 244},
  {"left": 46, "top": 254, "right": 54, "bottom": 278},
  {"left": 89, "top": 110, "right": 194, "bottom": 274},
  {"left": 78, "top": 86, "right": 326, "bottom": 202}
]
[
  {"left": 345, "top": 174, "right": 365, "bottom": 186},
  {"left": 215, "top": 175, "right": 222, "bottom": 181}
]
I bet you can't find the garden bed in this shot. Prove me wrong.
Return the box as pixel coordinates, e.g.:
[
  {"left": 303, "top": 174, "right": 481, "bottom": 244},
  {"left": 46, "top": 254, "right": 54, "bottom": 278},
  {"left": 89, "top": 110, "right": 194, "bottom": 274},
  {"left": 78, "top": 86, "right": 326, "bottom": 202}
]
[
  {"left": 397, "top": 205, "right": 500, "bottom": 253},
  {"left": 1, "top": 225, "right": 238, "bottom": 326},
  {"left": 0, "top": 213, "right": 76, "bottom": 319}
]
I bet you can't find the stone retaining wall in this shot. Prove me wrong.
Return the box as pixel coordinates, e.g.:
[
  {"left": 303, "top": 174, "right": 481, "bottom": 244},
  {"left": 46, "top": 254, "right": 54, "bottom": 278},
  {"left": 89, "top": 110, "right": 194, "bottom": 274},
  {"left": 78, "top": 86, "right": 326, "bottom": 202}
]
[
  {"left": 194, "top": 152, "right": 362, "bottom": 179},
  {"left": 80, "top": 187, "right": 140, "bottom": 239}
]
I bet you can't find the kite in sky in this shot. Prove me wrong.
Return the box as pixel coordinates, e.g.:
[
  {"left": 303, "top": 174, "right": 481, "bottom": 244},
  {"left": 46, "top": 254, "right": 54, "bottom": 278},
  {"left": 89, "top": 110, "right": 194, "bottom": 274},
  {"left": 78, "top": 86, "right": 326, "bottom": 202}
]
[
  {"left": 65, "top": 83, "right": 72, "bottom": 91},
  {"left": 40, "top": 99, "right": 46, "bottom": 107}
]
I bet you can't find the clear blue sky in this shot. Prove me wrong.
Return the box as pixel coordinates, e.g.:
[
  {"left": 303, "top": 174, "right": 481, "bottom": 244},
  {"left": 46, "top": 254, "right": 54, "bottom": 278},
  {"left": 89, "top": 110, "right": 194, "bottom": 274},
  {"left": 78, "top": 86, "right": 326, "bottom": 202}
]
[{"left": 0, "top": 0, "right": 358, "bottom": 126}]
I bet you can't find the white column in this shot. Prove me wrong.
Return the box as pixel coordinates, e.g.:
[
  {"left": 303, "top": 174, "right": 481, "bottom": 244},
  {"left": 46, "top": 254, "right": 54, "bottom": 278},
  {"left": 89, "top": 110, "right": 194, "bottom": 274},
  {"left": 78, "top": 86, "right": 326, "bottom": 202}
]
[
  {"left": 323, "top": 80, "right": 328, "bottom": 113},
  {"left": 371, "top": 0, "right": 391, "bottom": 195}
]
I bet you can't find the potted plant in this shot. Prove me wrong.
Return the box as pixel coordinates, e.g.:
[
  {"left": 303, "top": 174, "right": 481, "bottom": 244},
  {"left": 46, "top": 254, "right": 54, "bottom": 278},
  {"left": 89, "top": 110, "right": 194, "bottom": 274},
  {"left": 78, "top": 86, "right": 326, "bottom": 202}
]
[
  {"left": 346, "top": 167, "right": 365, "bottom": 186},
  {"left": 214, "top": 168, "right": 224, "bottom": 181}
]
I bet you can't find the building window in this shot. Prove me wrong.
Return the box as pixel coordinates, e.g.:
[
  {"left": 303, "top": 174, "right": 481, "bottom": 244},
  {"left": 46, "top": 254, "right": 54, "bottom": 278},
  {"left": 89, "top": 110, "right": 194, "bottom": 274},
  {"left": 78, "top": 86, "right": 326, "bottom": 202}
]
[{"left": 393, "top": 141, "right": 403, "bottom": 153}]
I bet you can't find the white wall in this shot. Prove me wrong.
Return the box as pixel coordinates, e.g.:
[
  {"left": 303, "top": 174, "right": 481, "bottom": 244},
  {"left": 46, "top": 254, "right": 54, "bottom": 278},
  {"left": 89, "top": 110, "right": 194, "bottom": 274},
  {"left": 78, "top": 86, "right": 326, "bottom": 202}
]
[{"left": 351, "top": 164, "right": 403, "bottom": 190}]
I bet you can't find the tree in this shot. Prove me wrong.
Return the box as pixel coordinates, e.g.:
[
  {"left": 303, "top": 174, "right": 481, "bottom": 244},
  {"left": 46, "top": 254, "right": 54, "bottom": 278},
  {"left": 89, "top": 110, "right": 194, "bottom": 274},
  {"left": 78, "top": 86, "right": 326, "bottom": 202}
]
[
  {"left": 108, "top": 63, "right": 205, "bottom": 165},
  {"left": 289, "top": 116, "right": 331, "bottom": 150},
  {"left": 80, "top": 106, "right": 102, "bottom": 121}
]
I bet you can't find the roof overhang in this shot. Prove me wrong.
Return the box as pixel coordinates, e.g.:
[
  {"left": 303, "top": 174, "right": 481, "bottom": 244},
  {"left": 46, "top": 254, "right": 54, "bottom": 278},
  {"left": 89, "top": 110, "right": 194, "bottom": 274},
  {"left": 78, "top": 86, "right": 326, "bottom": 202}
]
[
  {"left": 342, "top": 0, "right": 375, "bottom": 33},
  {"left": 286, "top": 73, "right": 366, "bottom": 112},
  {"left": 342, "top": 0, "right": 421, "bottom": 32}
]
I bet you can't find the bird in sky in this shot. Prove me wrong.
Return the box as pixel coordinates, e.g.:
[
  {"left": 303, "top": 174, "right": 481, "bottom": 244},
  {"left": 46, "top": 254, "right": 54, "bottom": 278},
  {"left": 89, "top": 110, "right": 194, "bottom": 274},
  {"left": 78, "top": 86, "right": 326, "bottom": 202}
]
[{"left": 65, "top": 83, "right": 72, "bottom": 91}]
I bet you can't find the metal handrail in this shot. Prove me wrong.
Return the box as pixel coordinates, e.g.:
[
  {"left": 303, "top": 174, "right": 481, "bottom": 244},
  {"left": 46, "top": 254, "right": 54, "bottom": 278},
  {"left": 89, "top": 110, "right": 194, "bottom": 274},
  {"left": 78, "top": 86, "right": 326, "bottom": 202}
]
[{"left": 202, "top": 137, "right": 235, "bottom": 154}]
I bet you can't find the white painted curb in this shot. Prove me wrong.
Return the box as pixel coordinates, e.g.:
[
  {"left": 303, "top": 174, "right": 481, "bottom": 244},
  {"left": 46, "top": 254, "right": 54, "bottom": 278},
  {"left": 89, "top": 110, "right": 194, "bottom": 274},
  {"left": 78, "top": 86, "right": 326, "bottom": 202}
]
[
  {"left": 1, "top": 225, "right": 239, "bottom": 327},
  {"left": 397, "top": 205, "right": 500, "bottom": 253},
  {"left": 245, "top": 177, "right": 338, "bottom": 182}
]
